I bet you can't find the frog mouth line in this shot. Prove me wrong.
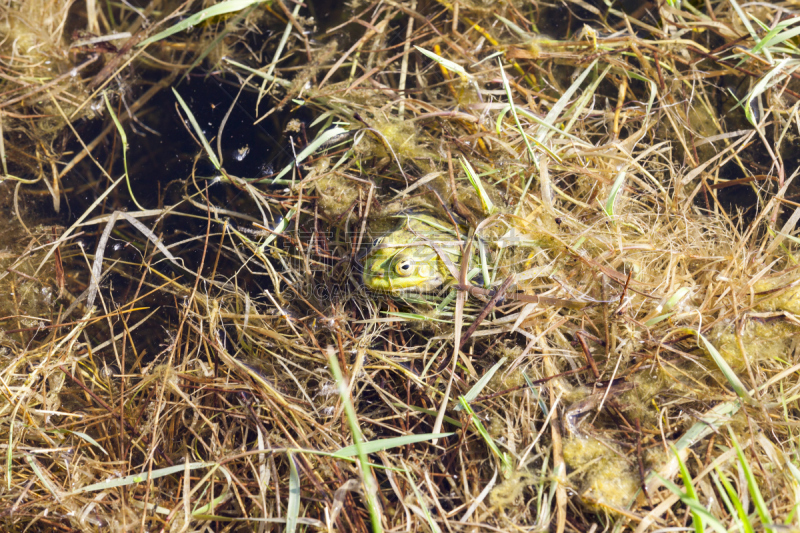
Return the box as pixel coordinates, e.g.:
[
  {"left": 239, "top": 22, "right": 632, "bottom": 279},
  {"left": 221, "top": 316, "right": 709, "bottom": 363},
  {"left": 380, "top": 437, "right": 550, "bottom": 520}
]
[{"left": 362, "top": 268, "right": 445, "bottom": 294}]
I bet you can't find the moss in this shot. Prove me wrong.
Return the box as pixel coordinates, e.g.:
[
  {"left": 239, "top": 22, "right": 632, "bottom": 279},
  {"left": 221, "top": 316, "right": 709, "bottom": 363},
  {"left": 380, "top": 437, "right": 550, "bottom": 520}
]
[
  {"left": 492, "top": 342, "right": 525, "bottom": 360},
  {"left": 489, "top": 413, "right": 506, "bottom": 439},
  {"left": 454, "top": 175, "right": 507, "bottom": 214},
  {"left": 352, "top": 117, "right": 437, "bottom": 174},
  {"left": 313, "top": 174, "right": 362, "bottom": 217},
  {"left": 621, "top": 367, "right": 674, "bottom": 427},
  {"left": 644, "top": 446, "right": 669, "bottom": 475},
  {"left": 0, "top": 0, "right": 93, "bottom": 129},
  {"left": 754, "top": 274, "right": 800, "bottom": 314},
  {"left": 708, "top": 319, "right": 799, "bottom": 372},
  {"left": 563, "top": 435, "right": 638, "bottom": 510},
  {"left": 372, "top": 118, "right": 421, "bottom": 161},
  {"left": 489, "top": 469, "right": 539, "bottom": 510},
  {"left": 0, "top": 223, "right": 59, "bottom": 326},
  {"left": 563, "top": 434, "right": 609, "bottom": 466},
  {"left": 483, "top": 344, "right": 527, "bottom": 392}
]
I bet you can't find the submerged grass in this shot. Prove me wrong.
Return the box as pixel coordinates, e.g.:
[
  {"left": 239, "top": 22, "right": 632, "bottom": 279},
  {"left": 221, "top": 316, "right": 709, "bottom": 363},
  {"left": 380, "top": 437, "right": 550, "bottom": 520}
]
[{"left": 1, "top": 0, "right": 800, "bottom": 531}]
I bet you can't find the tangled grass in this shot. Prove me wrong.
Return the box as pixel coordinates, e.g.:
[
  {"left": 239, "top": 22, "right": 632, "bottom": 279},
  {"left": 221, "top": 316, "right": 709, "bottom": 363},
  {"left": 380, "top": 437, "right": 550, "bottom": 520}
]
[{"left": 1, "top": 0, "right": 800, "bottom": 531}]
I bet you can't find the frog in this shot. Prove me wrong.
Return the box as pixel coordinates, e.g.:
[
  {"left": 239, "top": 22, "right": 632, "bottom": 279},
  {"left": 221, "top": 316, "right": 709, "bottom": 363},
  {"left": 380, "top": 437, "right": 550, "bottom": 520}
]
[
  {"left": 362, "top": 211, "right": 465, "bottom": 294},
  {"left": 361, "top": 210, "right": 587, "bottom": 311}
]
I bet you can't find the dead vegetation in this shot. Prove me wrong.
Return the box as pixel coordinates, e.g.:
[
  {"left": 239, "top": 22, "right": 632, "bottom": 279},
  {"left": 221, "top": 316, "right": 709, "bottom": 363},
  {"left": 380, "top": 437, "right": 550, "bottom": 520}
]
[{"left": 1, "top": 0, "right": 800, "bottom": 531}]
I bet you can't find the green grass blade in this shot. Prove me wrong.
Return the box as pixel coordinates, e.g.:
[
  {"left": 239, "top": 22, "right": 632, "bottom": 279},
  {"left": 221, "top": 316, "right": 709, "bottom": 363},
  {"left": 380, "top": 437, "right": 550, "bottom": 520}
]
[
  {"left": 753, "top": 19, "right": 800, "bottom": 54},
  {"left": 728, "top": 0, "right": 768, "bottom": 62},
  {"left": 404, "top": 470, "right": 443, "bottom": 533},
  {"left": 26, "top": 456, "right": 62, "bottom": 500},
  {"left": 327, "top": 349, "right": 384, "bottom": 533},
  {"left": 459, "top": 396, "right": 513, "bottom": 477},
  {"left": 260, "top": 207, "right": 297, "bottom": 248},
  {"left": 434, "top": 289, "right": 458, "bottom": 316},
  {"left": 776, "top": 231, "right": 800, "bottom": 246},
  {"left": 644, "top": 312, "right": 675, "bottom": 327},
  {"left": 460, "top": 156, "right": 495, "bottom": 215},
  {"left": 477, "top": 238, "right": 490, "bottom": 288},
  {"left": 273, "top": 126, "right": 347, "bottom": 182},
  {"left": 710, "top": 472, "right": 737, "bottom": 524},
  {"left": 535, "top": 59, "right": 598, "bottom": 143},
  {"left": 264, "top": 0, "right": 301, "bottom": 81},
  {"left": 183, "top": 5, "right": 256, "bottom": 81},
  {"left": 785, "top": 460, "right": 800, "bottom": 490},
  {"left": 222, "top": 57, "right": 292, "bottom": 87},
  {"left": 714, "top": 467, "right": 755, "bottom": 533},
  {"left": 495, "top": 14, "right": 532, "bottom": 39},
  {"left": 497, "top": 59, "right": 537, "bottom": 164},
  {"left": 76, "top": 462, "right": 216, "bottom": 493},
  {"left": 674, "top": 446, "right": 704, "bottom": 533},
  {"left": 745, "top": 59, "right": 792, "bottom": 127},
  {"left": 455, "top": 357, "right": 507, "bottom": 410},
  {"left": 192, "top": 466, "right": 233, "bottom": 517},
  {"left": 172, "top": 88, "right": 221, "bottom": 170},
  {"left": 139, "top": 0, "right": 268, "bottom": 48},
  {"left": 414, "top": 46, "right": 470, "bottom": 78},
  {"left": 333, "top": 433, "right": 454, "bottom": 458},
  {"left": 657, "top": 474, "right": 729, "bottom": 533},
  {"left": 645, "top": 287, "right": 692, "bottom": 326},
  {"left": 525, "top": 133, "right": 563, "bottom": 163},
  {"left": 646, "top": 400, "right": 741, "bottom": 496},
  {"left": 103, "top": 91, "right": 127, "bottom": 151},
  {"left": 495, "top": 105, "right": 592, "bottom": 147},
  {"left": 691, "top": 330, "right": 756, "bottom": 405},
  {"left": 7, "top": 402, "right": 19, "bottom": 490},
  {"left": 604, "top": 169, "right": 627, "bottom": 218},
  {"left": 729, "top": 430, "right": 774, "bottom": 530},
  {"left": 664, "top": 287, "right": 692, "bottom": 310},
  {"left": 562, "top": 63, "right": 611, "bottom": 136},
  {"left": 645, "top": 78, "right": 658, "bottom": 116},
  {"left": 522, "top": 373, "right": 549, "bottom": 415},
  {"left": 286, "top": 451, "right": 300, "bottom": 533},
  {"left": 383, "top": 311, "right": 452, "bottom": 323},
  {"left": 104, "top": 92, "right": 145, "bottom": 210},
  {"left": 675, "top": 401, "right": 740, "bottom": 449},
  {"left": 65, "top": 430, "right": 109, "bottom": 456}
]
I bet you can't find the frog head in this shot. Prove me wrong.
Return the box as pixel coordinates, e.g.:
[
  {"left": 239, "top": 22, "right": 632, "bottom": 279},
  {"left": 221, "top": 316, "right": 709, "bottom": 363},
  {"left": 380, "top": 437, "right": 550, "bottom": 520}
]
[{"left": 362, "top": 212, "right": 462, "bottom": 294}]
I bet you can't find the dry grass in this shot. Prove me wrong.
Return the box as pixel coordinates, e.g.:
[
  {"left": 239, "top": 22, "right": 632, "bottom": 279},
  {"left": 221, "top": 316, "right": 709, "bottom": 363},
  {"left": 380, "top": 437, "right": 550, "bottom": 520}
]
[{"left": 1, "top": 0, "right": 800, "bottom": 531}]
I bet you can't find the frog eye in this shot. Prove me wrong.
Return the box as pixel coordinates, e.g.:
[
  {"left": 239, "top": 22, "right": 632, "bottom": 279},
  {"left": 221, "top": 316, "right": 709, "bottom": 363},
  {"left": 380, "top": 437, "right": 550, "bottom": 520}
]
[
  {"left": 372, "top": 237, "right": 382, "bottom": 247},
  {"left": 395, "top": 259, "right": 414, "bottom": 277}
]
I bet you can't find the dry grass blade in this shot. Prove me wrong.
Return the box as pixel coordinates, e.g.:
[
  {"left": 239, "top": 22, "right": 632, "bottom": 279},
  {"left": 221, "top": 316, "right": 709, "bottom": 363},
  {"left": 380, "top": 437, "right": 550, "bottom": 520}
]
[
  {"left": 172, "top": 87, "right": 221, "bottom": 170},
  {"left": 4, "top": 0, "right": 800, "bottom": 530},
  {"left": 86, "top": 211, "right": 120, "bottom": 308}
]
